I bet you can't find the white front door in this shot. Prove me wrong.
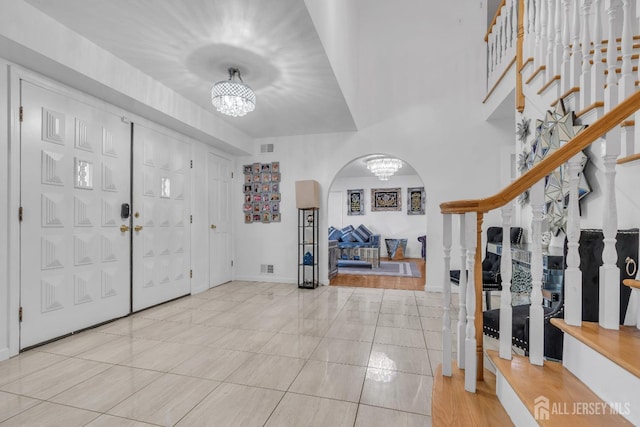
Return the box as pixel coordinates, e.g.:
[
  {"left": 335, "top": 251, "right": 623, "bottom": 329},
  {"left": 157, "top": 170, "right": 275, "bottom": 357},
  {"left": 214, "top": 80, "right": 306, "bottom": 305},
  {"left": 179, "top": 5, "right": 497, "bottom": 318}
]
[
  {"left": 208, "top": 153, "right": 232, "bottom": 287},
  {"left": 132, "top": 124, "right": 190, "bottom": 311},
  {"left": 20, "top": 79, "right": 131, "bottom": 348}
]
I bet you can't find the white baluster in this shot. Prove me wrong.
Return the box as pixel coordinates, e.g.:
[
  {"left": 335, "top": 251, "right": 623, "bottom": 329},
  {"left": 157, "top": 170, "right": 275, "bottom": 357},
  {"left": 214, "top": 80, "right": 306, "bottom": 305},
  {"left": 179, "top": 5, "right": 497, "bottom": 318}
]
[
  {"left": 554, "top": 0, "right": 564, "bottom": 76},
  {"left": 581, "top": 0, "right": 594, "bottom": 111},
  {"left": 505, "top": 2, "right": 512, "bottom": 55},
  {"left": 529, "top": 179, "right": 545, "bottom": 366},
  {"left": 527, "top": 0, "right": 537, "bottom": 58},
  {"left": 442, "top": 214, "right": 453, "bottom": 377},
  {"left": 562, "top": 0, "right": 572, "bottom": 92},
  {"left": 619, "top": 0, "right": 634, "bottom": 99},
  {"left": 600, "top": 133, "right": 621, "bottom": 329},
  {"left": 591, "top": 0, "right": 605, "bottom": 105},
  {"left": 512, "top": 0, "right": 518, "bottom": 50},
  {"left": 457, "top": 215, "right": 468, "bottom": 369},
  {"left": 499, "top": 204, "right": 514, "bottom": 360},
  {"left": 604, "top": 0, "right": 620, "bottom": 112},
  {"left": 547, "top": 0, "right": 556, "bottom": 80},
  {"left": 570, "top": 0, "right": 583, "bottom": 92},
  {"left": 539, "top": 0, "right": 548, "bottom": 69},
  {"left": 464, "top": 212, "right": 477, "bottom": 393},
  {"left": 565, "top": 154, "right": 583, "bottom": 326}
]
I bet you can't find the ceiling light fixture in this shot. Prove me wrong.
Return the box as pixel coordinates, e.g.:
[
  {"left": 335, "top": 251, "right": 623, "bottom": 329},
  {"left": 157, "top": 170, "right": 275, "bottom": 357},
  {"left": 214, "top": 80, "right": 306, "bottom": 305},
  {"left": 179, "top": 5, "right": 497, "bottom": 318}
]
[
  {"left": 211, "top": 67, "right": 256, "bottom": 117},
  {"left": 366, "top": 158, "right": 403, "bottom": 181}
]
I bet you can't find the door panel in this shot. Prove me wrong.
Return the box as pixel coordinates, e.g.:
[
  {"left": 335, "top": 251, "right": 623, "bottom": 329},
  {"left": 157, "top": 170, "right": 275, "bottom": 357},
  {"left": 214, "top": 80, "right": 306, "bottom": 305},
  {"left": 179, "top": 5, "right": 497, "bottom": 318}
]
[
  {"left": 208, "top": 153, "right": 232, "bottom": 287},
  {"left": 132, "top": 125, "right": 190, "bottom": 311},
  {"left": 20, "top": 80, "right": 131, "bottom": 348}
]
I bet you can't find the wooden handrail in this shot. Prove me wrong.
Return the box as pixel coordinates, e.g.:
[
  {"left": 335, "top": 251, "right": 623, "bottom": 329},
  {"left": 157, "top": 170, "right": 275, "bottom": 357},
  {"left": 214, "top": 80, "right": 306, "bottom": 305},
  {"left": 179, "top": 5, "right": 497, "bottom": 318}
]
[
  {"left": 441, "top": 90, "right": 640, "bottom": 214},
  {"left": 485, "top": 0, "right": 507, "bottom": 42}
]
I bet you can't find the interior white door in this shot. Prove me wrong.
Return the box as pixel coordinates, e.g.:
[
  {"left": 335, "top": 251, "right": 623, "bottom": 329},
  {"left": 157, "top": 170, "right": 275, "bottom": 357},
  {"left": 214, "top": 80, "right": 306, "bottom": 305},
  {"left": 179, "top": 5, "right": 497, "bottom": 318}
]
[
  {"left": 132, "top": 124, "right": 190, "bottom": 311},
  {"left": 20, "top": 79, "right": 131, "bottom": 349},
  {"left": 208, "top": 153, "right": 232, "bottom": 287}
]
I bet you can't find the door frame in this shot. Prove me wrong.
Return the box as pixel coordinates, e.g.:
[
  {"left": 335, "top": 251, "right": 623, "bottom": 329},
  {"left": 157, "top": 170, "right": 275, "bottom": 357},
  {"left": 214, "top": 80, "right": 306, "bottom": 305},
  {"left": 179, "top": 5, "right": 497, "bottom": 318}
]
[
  {"left": 6, "top": 65, "right": 135, "bottom": 357},
  {"left": 207, "top": 151, "right": 234, "bottom": 288}
]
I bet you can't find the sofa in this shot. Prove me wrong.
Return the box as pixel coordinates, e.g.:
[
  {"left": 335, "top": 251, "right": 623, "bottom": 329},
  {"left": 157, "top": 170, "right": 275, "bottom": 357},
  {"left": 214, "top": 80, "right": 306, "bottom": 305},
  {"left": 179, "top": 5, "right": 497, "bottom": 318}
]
[{"left": 329, "top": 224, "right": 381, "bottom": 268}]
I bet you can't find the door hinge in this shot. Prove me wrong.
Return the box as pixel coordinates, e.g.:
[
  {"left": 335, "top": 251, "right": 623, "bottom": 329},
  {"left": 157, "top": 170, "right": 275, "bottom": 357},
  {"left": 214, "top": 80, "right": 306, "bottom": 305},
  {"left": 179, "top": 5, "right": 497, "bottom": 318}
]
[
  {"left": 190, "top": 215, "right": 193, "bottom": 224},
  {"left": 19, "top": 106, "right": 23, "bottom": 122},
  {"left": 231, "top": 260, "right": 234, "bottom": 267},
  {"left": 231, "top": 172, "right": 234, "bottom": 179},
  {"left": 19, "top": 306, "right": 23, "bottom": 322},
  {"left": 18, "top": 206, "right": 23, "bottom": 222},
  {"left": 190, "top": 270, "right": 193, "bottom": 278},
  {"left": 190, "top": 160, "right": 193, "bottom": 169}
]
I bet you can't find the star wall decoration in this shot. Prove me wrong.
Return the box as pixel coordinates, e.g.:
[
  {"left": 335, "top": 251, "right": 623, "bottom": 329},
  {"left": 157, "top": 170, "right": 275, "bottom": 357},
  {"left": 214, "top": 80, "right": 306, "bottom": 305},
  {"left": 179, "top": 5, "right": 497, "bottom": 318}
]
[
  {"left": 517, "top": 117, "right": 531, "bottom": 143},
  {"left": 529, "top": 100, "right": 591, "bottom": 234}
]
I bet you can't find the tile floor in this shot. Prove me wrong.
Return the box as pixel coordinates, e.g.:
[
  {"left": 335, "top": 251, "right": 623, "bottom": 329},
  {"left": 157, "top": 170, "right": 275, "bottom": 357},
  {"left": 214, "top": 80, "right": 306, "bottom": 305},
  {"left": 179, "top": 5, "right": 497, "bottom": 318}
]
[{"left": 0, "top": 281, "right": 460, "bottom": 426}]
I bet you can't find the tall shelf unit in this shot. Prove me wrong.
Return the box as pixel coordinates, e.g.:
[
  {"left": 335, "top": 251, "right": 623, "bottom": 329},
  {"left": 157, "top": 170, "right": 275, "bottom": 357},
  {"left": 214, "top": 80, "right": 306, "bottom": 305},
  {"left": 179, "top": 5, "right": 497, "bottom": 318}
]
[{"left": 298, "top": 208, "right": 319, "bottom": 289}]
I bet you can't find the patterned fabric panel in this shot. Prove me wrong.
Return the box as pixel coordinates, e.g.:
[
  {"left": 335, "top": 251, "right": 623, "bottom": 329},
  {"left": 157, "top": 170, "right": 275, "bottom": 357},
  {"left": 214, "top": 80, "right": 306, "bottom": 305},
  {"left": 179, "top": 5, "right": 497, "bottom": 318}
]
[{"left": 353, "top": 224, "right": 373, "bottom": 243}]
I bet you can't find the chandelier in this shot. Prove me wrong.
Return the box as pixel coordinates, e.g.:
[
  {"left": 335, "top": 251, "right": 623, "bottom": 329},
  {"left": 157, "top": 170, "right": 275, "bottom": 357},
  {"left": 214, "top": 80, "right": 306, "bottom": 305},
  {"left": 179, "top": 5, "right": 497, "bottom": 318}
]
[
  {"left": 366, "top": 158, "right": 403, "bottom": 181},
  {"left": 211, "top": 67, "right": 256, "bottom": 117}
]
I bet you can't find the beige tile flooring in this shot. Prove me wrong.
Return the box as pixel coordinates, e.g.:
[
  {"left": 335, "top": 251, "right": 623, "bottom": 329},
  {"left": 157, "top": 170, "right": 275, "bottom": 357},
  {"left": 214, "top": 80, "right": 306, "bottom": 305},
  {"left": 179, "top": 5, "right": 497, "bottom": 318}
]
[{"left": 0, "top": 281, "right": 459, "bottom": 426}]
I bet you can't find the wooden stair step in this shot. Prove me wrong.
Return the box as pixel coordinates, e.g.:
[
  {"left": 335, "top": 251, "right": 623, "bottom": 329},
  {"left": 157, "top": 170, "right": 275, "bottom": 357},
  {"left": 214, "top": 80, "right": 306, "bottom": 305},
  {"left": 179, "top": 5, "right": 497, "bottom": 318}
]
[
  {"left": 432, "top": 363, "right": 512, "bottom": 426},
  {"left": 551, "top": 319, "right": 640, "bottom": 378},
  {"left": 623, "top": 278, "right": 640, "bottom": 289},
  {"left": 488, "top": 349, "right": 632, "bottom": 426}
]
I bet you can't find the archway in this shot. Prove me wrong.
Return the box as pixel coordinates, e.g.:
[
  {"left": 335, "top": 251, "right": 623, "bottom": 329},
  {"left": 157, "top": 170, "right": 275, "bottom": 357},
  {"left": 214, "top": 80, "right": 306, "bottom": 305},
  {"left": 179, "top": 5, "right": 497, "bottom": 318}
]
[{"left": 326, "top": 154, "right": 428, "bottom": 290}]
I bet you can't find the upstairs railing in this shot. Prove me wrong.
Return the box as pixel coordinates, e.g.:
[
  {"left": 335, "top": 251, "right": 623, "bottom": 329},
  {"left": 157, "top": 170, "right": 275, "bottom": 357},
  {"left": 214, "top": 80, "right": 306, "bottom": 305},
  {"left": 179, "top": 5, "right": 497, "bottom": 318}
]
[{"left": 447, "top": 0, "right": 640, "bottom": 392}]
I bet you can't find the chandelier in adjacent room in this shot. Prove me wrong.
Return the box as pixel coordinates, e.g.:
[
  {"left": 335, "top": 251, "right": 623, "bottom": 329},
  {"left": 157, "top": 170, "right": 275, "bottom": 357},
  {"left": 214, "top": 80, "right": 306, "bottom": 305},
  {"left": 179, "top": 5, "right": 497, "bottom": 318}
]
[
  {"left": 211, "top": 67, "right": 256, "bottom": 117},
  {"left": 366, "top": 158, "right": 403, "bottom": 181}
]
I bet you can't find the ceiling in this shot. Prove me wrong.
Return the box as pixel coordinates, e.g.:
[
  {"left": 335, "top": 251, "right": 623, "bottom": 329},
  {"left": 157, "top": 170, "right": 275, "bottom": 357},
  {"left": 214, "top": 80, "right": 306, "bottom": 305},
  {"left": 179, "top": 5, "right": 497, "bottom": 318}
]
[{"left": 25, "top": 0, "right": 357, "bottom": 139}]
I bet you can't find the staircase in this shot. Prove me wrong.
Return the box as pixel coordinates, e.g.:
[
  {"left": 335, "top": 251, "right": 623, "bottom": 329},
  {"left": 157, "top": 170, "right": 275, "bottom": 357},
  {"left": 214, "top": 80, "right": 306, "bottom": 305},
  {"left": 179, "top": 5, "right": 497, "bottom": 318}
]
[{"left": 433, "top": 0, "right": 640, "bottom": 425}]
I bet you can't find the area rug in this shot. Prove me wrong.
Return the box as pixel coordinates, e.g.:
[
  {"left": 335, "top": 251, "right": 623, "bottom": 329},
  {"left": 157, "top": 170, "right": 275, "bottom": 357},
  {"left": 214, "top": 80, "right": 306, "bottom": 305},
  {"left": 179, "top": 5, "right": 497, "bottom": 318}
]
[{"left": 338, "top": 261, "right": 421, "bottom": 278}]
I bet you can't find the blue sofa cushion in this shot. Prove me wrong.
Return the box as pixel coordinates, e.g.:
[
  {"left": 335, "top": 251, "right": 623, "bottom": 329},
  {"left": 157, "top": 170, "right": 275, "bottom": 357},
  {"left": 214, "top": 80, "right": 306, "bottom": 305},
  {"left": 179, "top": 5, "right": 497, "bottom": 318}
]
[
  {"left": 341, "top": 225, "right": 354, "bottom": 234},
  {"left": 341, "top": 231, "right": 357, "bottom": 242},
  {"left": 353, "top": 224, "right": 373, "bottom": 243},
  {"left": 328, "top": 227, "right": 342, "bottom": 242}
]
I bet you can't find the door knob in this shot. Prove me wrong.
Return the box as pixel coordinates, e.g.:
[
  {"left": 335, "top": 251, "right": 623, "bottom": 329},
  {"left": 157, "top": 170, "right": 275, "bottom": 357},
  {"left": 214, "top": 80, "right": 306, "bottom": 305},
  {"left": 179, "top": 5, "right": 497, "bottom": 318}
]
[
  {"left": 120, "top": 225, "right": 130, "bottom": 232},
  {"left": 210, "top": 224, "right": 217, "bottom": 229},
  {"left": 134, "top": 225, "right": 143, "bottom": 232}
]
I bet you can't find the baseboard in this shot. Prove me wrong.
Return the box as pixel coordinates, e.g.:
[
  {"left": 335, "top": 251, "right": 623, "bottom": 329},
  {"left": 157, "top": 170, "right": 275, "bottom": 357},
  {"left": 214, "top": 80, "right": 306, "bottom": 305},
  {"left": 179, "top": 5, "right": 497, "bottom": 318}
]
[
  {"left": 191, "top": 285, "right": 209, "bottom": 295},
  {"left": 234, "top": 275, "right": 298, "bottom": 284}
]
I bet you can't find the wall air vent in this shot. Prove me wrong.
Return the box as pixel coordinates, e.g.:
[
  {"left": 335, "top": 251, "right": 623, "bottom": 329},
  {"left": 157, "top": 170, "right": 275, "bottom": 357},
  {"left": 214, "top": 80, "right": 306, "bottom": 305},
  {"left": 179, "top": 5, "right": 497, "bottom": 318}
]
[
  {"left": 260, "top": 144, "right": 274, "bottom": 153},
  {"left": 260, "top": 264, "right": 274, "bottom": 274}
]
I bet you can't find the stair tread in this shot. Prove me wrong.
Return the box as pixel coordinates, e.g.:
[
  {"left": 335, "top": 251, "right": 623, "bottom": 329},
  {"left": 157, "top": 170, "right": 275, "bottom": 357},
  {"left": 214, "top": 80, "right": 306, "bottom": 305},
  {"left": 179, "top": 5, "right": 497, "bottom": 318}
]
[
  {"left": 551, "top": 319, "right": 640, "bottom": 378},
  {"left": 432, "top": 363, "right": 513, "bottom": 426},
  {"left": 623, "top": 278, "right": 640, "bottom": 288},
  {"left": 488, "top": 349, "right": 632, "bottom": 426}
]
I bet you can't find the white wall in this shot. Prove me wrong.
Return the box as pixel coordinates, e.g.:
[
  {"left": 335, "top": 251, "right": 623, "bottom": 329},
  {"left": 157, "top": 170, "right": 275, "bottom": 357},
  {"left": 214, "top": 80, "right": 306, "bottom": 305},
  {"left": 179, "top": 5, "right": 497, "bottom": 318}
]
[{"left": 328, "top": 175, "right": 427, "bottom": 259}]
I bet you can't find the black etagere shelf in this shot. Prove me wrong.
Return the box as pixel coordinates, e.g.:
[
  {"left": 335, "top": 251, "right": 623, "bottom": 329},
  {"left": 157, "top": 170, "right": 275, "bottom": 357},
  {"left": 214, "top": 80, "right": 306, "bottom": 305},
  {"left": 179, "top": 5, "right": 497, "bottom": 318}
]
[{"left": 298, "top": 208, "right": 319, "bottom": 289}]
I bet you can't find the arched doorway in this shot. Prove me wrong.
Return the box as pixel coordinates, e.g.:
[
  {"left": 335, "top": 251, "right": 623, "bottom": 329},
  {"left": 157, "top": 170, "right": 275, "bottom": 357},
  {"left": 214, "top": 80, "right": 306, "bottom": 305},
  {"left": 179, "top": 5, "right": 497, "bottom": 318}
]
[{"left": 327, "top": 154, "right": 428, "bottom": 290}]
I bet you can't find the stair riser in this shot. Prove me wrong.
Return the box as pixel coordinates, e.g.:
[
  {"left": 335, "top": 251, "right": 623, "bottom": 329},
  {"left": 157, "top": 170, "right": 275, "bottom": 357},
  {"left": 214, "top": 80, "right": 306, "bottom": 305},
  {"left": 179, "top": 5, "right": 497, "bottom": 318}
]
[
  {"left": 495, "top": 373, "right": 538, "bottom": 427},
  {"left": 563, "top": 334, "right": 640, "bottom": 425}
]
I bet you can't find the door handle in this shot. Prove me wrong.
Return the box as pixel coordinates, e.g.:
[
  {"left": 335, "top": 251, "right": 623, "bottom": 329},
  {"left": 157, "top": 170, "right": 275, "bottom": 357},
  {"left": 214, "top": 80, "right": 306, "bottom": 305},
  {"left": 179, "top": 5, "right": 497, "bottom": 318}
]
[
  {"left": 120, "top": 225, "right": 130, "bottom": 232},
  {"left": 210, "top": 224, "right": 217, "bottom": 229},
  {"left": 134, "top": 225, "right": 143, "bottom": 232}
]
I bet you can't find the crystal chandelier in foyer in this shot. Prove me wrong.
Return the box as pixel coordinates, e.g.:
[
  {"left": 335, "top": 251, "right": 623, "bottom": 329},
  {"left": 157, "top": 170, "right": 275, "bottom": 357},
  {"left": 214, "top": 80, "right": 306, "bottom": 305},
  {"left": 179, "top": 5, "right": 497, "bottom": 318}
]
[
  {"left": 211, "top": 67, "right": 256, "bottom": 117},
  {"left": 366, "top": 158, "right": 403, "bottom": 181}
]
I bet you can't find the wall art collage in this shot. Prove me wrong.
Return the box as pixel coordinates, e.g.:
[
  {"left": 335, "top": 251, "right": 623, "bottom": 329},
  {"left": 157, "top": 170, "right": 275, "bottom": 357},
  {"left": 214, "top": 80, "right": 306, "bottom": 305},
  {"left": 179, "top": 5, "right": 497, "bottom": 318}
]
[
  {"left": 243, "top": 161, "right": 281, "bottom": 223},
  {"left": 347, "top": 186, "right": 425, "bottom": 215}
]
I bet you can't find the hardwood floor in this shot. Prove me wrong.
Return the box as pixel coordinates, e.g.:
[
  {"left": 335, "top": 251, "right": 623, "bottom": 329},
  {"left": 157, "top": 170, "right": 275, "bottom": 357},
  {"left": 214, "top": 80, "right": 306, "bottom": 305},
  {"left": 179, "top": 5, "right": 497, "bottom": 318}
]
[{"left": 330, "top": 257, "right": 426, "bottom": 291}]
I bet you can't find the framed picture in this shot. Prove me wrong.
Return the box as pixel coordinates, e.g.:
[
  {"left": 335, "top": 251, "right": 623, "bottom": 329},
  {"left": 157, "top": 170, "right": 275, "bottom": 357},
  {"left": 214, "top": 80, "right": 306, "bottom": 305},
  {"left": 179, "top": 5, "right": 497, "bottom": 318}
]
[
  {"left": 271, "top": 172, "right": 281, "bottom": 182},
  {"left": 253, "top": 203, "right": 261, "bottom": 213},
  {"left": 252, "top": 163, "right": 261, "bottom": 174},
  {"left": 253, "top": 194, "right": 262, "bottom": 202},
  {"left": 243, "top": 165, "right": 252, "bottom": 174},
  {"left": 252, "top": 174, "right": 261, "bottom": 183},
  {"left": 271, "top": 183, "right": 279, "bottom": 192},
  {"left": 243, "top": 185, "right": 252, "bottom": 193},
  {"left": 271, "top": 161, "right": 280, "bottom": 172},
  {"left": 271, "top": 202, "right": 280, "bottom": 212},
  {"left": 261, "top": 163, "right": 271, "bottom": 172},
  {"left": 262, "top": 183, "right": 271, "bottom": 193},
  {"left": 262, "top": 212, "right": 271, "bottom": 223},
  {"left": 371, "top": 187, "right": 401, "bottom": 212},
  {"left": 407, "top": 187, "right": 425, "bottom": 215},
  {"left": 253, "top": 214, "right": 261, "bottom": 222},
  {"left": 347, "top": 189, "right": 365, "bottom": 216},
  {"left": 243, "top": 161, "right": 282, "bottom": 225},
  {"left": 244, "top": 213, "right": 253, "bottom": 223},
  {"left": 244, "top": 174, "right": 252, "bottom": 184},
  {"left": 261, "top": 172, "right": 271, "bottom": 182},
  {"left": 270, "top": 193, "right": 281, "bottom": 202},
  {"left": 272, "top": 212, "right": 281, "bottom": 222},
  {"left": 243, "top": 203, "right": 252, "bottom": 212}
]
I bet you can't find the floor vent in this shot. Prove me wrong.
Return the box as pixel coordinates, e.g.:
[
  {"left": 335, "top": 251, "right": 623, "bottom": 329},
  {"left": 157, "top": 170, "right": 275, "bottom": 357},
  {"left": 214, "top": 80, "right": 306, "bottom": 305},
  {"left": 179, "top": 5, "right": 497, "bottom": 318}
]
[
  {"left": 260, "top": 143, "right": 274, "bottom": 153},
  {"left": 261, "top": 264, "right": 274, "bottom": 274}
]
